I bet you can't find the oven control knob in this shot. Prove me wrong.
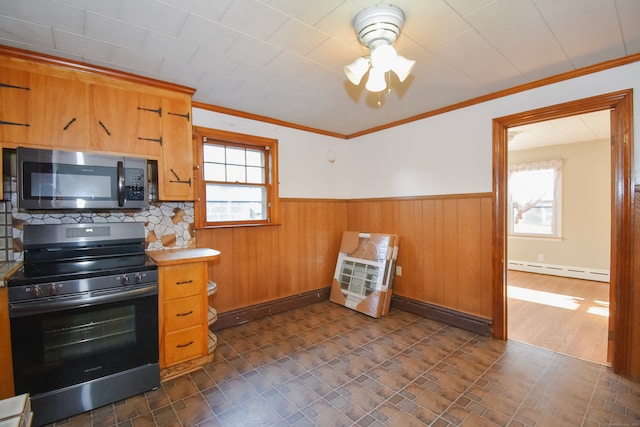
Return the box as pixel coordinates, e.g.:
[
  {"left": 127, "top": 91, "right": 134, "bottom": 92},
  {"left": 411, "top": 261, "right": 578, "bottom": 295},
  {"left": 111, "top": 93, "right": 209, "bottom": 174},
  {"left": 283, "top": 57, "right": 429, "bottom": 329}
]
[
  {"left": 31, "top": 285, "right": 41, "bottom": 298},
  {"left": 134, "top": 273, "right": 142, "bottom": 283},
  {"left": 120, "top": 275, "right": 129, "bottom": 285},
  {"left": 49, "top": 284, "right": 59, "bottom": 296}
]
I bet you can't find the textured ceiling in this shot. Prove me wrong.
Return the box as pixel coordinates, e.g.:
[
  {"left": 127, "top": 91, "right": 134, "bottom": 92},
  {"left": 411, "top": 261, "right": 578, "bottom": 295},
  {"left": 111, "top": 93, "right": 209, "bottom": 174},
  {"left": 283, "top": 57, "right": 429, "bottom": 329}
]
[
  {"left": 509, "top": 110, "right": 611, "bottom": 151},
  {"left": 0, "top": 0, "right": 639, "bottom": 137}
]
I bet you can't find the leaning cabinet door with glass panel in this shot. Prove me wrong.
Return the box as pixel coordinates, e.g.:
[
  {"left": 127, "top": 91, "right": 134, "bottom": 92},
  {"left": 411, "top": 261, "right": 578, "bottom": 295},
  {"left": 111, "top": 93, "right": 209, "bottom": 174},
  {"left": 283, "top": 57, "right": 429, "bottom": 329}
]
[{"left": 330, "top": 231, "right": 400, "bottom": 318}]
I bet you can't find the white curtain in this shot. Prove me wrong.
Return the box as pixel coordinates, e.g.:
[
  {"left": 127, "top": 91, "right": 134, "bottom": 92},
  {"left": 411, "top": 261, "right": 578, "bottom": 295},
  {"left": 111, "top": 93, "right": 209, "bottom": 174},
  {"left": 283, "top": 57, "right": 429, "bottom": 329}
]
[{"left": 508, "top": 159, "right": 562, "bottom": 224}]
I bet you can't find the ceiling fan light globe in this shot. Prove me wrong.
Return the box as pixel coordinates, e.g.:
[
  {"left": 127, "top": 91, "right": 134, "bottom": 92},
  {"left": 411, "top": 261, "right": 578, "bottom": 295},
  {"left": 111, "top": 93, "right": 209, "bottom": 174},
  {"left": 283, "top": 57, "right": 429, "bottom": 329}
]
[
  {"left": 365, "top": 67, "right": 387, "bottom": 92},
  {"left": 344, "top": 56, "right": 370, "bottom": 85},
  {"left": 391, "top": 55, "right": 416, "bottom": 82},
  {"left": 370, "top": 43, "right": 397, "bottom": 72}
]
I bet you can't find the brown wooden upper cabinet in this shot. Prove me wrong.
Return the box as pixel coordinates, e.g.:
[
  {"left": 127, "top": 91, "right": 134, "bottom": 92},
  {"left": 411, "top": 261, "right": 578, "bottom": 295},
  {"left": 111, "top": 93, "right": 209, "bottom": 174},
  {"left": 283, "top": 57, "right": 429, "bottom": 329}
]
[
  {"left": 28, "top": 72, "right": 91, "bottom": 151},
  {"left": 0, "top": 47, "right": 196, "bottom": 202},
  {"left": 158, "top": 96, "right": 193, "bottom": 201},
  {"left": 89, "top": 85, "right": 163, "bottom": 157},
  {"left": 0, "top": 67, "right": 32, "bottom": 144}
]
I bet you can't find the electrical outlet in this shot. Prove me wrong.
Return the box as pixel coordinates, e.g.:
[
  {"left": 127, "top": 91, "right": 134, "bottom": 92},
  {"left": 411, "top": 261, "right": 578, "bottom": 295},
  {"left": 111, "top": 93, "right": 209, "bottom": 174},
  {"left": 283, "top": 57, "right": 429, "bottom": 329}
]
[
  {"left": 396, "top": 266, "right": 402, "bottom": 276},
  {"left": 537, "top": 254, "right": 544, "bottom": 262}
]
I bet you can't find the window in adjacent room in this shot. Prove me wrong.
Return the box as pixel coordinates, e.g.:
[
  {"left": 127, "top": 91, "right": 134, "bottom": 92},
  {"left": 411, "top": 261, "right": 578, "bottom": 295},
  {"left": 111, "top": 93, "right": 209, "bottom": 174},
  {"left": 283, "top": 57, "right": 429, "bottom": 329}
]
[
  {"left": 193, "top": 127, "right": 279, "bottom": 227},
  {"left": 508, "top": 159, "right": 562, "bottom": 238}
]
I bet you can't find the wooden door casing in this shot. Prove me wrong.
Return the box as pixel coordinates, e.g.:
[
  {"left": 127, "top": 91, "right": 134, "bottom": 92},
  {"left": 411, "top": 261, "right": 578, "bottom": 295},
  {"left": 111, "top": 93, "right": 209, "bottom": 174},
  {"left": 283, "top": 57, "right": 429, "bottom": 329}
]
[{"left": 492, "top": 89, "right": 635, "bottom": 378}]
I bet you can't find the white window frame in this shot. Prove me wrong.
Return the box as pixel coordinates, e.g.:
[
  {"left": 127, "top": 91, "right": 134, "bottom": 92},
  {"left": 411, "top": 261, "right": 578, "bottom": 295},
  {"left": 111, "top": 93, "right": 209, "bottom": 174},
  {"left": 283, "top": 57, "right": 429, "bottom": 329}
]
[{"left": 508, "top": 159, "right": 563, "bottom": 239}]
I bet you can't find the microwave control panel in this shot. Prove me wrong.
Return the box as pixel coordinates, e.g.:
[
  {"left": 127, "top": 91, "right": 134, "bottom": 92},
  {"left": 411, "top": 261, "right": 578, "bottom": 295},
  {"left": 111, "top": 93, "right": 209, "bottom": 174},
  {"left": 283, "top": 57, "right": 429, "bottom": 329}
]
[{"left": 124, "top": 168, "right": 145, "bottom": 202}]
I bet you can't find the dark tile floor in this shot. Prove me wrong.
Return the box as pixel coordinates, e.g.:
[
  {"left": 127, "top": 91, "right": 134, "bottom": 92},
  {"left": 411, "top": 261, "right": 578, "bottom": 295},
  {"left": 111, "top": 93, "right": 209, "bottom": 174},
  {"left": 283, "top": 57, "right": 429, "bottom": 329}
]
[{"left": 50, "top": 301, "right": 640, "bottom": 426}]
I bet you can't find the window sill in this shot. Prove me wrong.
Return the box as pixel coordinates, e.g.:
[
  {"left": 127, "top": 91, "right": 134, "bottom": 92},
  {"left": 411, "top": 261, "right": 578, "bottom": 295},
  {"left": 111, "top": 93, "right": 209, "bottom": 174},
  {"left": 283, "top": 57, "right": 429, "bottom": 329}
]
[
  {"left": 508, "top": 234, "right": 563, "bottom": 242},
  {"left": 195, "top": 222, "right": 282, "bottom": 230}
]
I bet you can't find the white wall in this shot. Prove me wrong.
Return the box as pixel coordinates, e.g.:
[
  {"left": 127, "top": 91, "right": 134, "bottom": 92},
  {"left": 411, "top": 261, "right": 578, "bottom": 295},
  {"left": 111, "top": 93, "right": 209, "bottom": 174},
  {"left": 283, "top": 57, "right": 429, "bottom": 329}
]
[
  {"left": 345, "top": 61, "right": 640, "bottom": 198},
  {"left": 193, "top": 61, "right": 640, "bottom": 200},
  {"left": 192, "top": 108, "right": 349, "bottom": 199},
  {"left": 508, "top": 140, "right": 611, "bottom": 271}
]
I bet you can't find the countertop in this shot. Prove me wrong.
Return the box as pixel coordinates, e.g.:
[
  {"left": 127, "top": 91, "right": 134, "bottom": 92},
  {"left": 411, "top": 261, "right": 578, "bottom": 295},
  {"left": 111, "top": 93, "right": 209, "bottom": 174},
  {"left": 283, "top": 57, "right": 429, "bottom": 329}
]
[
  {"left": 146, "top": 248, "right": 221, "bottom": 266},
  {"left": 0, "top": 261, "right": 22, "bottom": 288}
]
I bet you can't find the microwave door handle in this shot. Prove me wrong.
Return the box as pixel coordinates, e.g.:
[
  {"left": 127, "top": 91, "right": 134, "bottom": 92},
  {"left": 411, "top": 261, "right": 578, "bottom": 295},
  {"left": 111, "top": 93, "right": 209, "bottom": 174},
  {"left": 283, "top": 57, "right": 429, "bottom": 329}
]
[{"left": 117, "top": 160, "right": 125, "bottom": 207}]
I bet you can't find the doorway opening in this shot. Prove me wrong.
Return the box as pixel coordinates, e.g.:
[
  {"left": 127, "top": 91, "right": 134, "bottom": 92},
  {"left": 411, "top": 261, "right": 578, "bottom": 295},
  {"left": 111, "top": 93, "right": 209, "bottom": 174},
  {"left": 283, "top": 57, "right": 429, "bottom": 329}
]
[
  {"left": 506, "top": 112, "right": 611, "bottom": 365},
  {"left": 492, "top": 89, "right": 633, "bottom": 375}
]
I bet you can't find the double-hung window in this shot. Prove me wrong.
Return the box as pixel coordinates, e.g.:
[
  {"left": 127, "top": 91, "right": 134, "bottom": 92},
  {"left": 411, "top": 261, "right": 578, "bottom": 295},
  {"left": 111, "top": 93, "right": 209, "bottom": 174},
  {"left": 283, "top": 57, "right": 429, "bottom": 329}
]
[
  {"left": 194, "top": 127, "right": 279, "bottom": 227},
  {"left": 508, "top": 159, "right": 562, "bottom": 238}
]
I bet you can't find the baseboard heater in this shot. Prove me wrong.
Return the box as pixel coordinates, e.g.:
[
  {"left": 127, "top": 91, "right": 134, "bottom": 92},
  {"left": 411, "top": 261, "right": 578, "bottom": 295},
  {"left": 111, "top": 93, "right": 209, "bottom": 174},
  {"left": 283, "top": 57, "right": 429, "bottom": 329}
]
[
  {"left": 211, "top": 287, "right": 332, "bottom": 331},
  {"left": 507, "top": 260, "right": 610, "bottom": 282},
  {"left": 390, "top": 295, "right": 492, "bottom": 337}
]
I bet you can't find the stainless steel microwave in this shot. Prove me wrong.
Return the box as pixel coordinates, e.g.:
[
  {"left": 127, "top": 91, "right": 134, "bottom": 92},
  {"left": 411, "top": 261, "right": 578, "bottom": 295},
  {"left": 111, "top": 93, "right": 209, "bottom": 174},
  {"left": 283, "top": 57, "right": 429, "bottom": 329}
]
[{"left": 17, "top": 147, "right": 147, "bottom": 210}]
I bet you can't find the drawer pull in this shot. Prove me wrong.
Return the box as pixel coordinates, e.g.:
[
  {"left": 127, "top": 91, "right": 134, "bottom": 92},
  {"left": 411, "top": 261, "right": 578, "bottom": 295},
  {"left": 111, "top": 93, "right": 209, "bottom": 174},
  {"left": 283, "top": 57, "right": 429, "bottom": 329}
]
[
  {"left": 175, "top": 279, "right": 193, "bottom": 285},
  {"left": 176, "top": 310, "right": 193, "bottom": 317},
  {"left": 177, "top": 341, "right": 194, "bottom": 348}
]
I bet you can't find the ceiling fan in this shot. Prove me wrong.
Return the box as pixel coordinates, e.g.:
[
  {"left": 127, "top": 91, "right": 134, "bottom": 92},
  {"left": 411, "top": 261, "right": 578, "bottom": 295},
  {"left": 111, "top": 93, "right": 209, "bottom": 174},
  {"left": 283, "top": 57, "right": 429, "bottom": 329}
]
[{"left": 344, "top": 4, "right": 416, "bottom": 93}]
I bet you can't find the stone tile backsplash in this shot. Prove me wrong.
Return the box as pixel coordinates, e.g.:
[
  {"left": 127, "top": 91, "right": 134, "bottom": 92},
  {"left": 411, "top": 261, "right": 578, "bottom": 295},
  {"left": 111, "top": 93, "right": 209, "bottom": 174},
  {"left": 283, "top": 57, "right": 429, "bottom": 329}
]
[
  {"left": 10, "top": 201, "right": 195, "bottom": 261},
  {"left": 0, "top": 201, "right": 12, "bottom": 262}
]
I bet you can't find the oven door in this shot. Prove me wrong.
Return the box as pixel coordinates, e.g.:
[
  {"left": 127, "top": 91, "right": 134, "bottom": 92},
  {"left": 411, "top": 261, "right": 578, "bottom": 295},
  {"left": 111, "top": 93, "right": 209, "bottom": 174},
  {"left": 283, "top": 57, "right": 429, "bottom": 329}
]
[{"left": 9, "top": 284, "right": 159, "bottom": 397}]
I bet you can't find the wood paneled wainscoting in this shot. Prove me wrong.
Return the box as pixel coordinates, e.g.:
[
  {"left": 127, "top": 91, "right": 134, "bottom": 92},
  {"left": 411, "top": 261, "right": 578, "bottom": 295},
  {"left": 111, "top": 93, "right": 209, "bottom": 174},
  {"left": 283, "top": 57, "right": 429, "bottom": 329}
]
[
  {"left": 347, "top": 194, "right": 494, "bottom": 331},
  {"left": 198, "top": 199, "right": 348, "bottom": 328},
  {"left": 200, "top": 194, "right": 494, "bottom": 333}
]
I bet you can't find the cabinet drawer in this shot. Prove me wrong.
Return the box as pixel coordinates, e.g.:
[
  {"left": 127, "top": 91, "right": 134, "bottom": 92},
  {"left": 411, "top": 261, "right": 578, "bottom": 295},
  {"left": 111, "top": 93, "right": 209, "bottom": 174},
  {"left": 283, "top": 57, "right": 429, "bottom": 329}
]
[
  {"left": 164, "top": 326, "right": 204, "bottom": 365},
  {"left": 163, "top": 262, "right": 205, "bottom": 300},
  {"left": 164, "top": 295, "right": 204, "bottom": 332}
]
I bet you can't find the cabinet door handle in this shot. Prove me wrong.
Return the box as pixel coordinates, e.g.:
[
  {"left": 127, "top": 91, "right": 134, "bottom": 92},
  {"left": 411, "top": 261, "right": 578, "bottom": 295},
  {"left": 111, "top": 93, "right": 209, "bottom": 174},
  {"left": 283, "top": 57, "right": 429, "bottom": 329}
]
[
  {"left": 175, "top": 279, "right": 193, "bottom": 285},
  {"left": 63, "top": 117, "right": 76, "bottom": 131},
  {"left": 170, "top": 168, "right": 192, "bottom": 186},
  {"left": 176, "top": 310, "right": 193, "bottom": 317},
  {"left": 98, "top": 120, "right": 111, "bottom": 136},
  {"left": 177, "top": 341, "right": 194, "bottom": 348}
]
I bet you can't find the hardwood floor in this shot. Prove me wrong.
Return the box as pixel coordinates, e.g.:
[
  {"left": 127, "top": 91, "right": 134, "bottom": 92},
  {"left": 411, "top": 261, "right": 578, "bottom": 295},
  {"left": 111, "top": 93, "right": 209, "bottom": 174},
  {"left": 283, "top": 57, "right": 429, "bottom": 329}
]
[{"left": 507, "top": 270, "right": 610, "bottom": 365}]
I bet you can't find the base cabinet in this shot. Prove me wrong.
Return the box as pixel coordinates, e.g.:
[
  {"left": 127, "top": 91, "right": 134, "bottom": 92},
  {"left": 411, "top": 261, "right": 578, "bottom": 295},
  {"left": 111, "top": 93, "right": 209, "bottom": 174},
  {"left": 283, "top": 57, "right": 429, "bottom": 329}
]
[
  {"left": 148, "top": 248, "right": 220, "bottom": 382},
  {"left": 160, "top": 262, "right": 207, "bottom": 368},
  {"left": 0, "top": 286, "right": 14, "bottom": 399}
]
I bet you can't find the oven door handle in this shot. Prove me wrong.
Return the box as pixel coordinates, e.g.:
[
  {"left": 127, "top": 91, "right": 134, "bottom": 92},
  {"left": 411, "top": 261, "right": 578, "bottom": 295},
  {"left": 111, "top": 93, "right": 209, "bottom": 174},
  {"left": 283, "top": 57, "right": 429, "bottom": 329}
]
[{"left": 9, "top": 284, "right": 158, "bottom": 318}]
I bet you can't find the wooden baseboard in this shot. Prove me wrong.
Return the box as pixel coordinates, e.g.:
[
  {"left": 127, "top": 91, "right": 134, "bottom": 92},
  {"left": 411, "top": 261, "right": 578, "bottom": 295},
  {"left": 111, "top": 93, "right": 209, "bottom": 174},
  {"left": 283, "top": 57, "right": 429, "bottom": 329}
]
[
  {"left": 211, "top": 287, "right": 332, "bottom": 331},
  {"left": 391, "top": 295, "right": 492, "bottom": 336},
  {"left": 211, "top": 289, "right": 492, "bottom": 337}
]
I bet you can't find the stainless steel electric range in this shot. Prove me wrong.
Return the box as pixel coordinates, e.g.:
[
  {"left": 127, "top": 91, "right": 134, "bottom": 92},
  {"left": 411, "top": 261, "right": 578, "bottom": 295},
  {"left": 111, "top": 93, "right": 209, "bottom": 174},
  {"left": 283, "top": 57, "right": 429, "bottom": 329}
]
[{"left": 6, "top": 222, "right": 159, "bottom": 427}]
